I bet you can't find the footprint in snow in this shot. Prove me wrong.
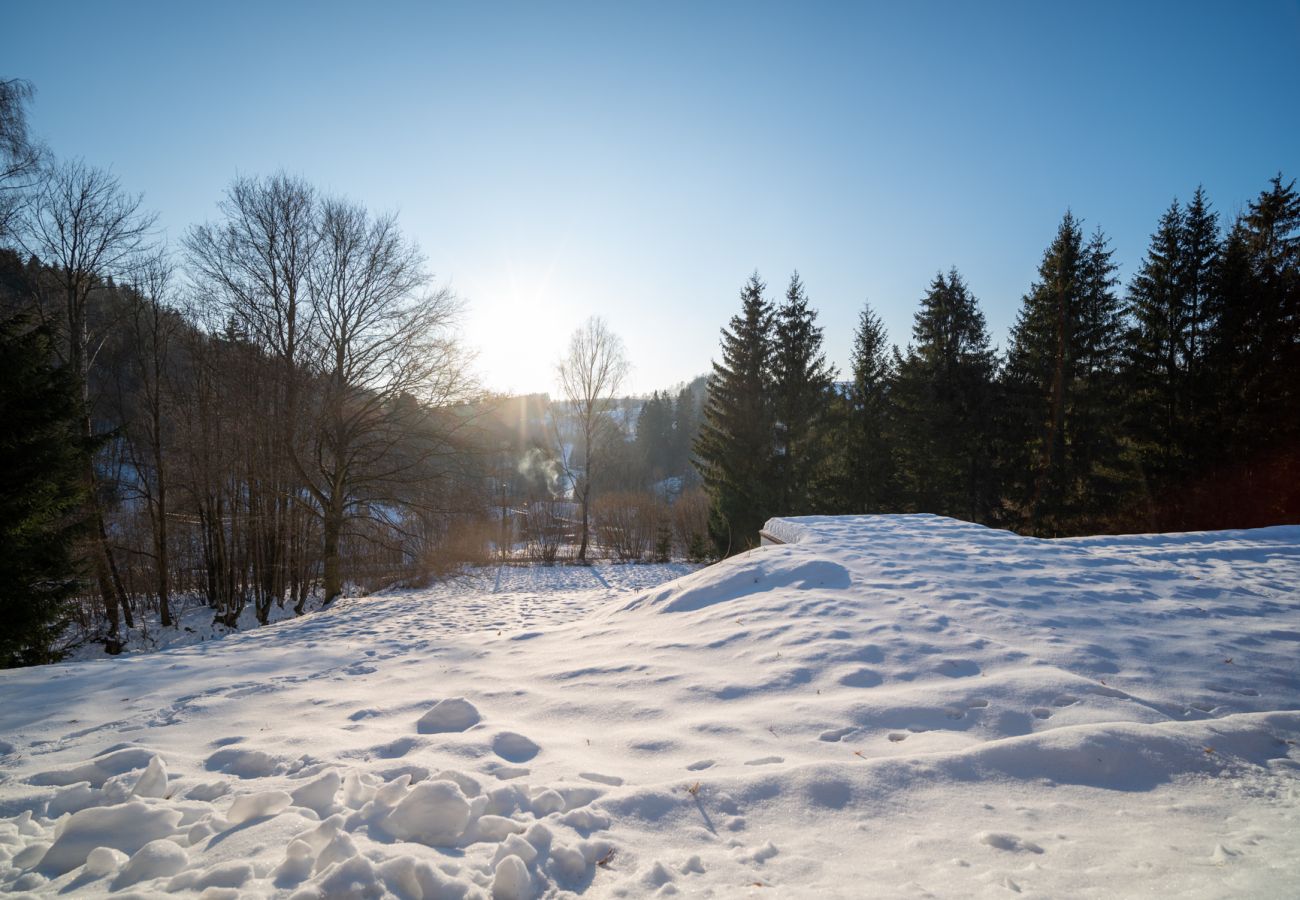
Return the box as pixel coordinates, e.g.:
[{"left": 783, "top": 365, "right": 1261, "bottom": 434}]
[
  {"left": 887, "top": 733, "right": 907, "bottom": 743},
  {"left": 939, "top": 659, "right": 982, "bottom": 678},
  {"left": 580, "top": 772, "right": 624, "bottom": 786},
  {"left": 1031, "top": 708, "right": 1052, "bottom": 720},
  {"left": 685, "top": 759, "right": 714, "bottom": 771},
  {"left": 819, "top": 727, "right": 855, "bottom": 743},
  {"left": 487, "top": 764, "right": 530, "bottom": 780},
  {"left": 978, "top": 832, "right": 1044, "bottom": 854},
  {"left": 492, "top": 731, "right": 541, "bottom": 763},
  {"left": 744, "top": 756, "right": 783, "bottom": 766}
]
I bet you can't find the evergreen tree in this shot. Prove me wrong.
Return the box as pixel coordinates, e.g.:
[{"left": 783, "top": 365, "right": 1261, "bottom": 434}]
[
  {"left": 0, "top": 316, "right": 91, "bottom": 666},
  {"left": 1005, "top": 213, "right": 1129, "bottom": 534},
  {"left": 694, "top": 273, "right": 776, "bottom": 553},
  {"left": 1202, "top": 174, "right": 1300, "bottom": 525},
  {"left": 1124, "top": 191, "right": 1222, "bottom": 528},
  {"left": 670, "top": 384, "right": 702, "bottom": 482},
  {"left": 838, "top": 300, "right": 895, "bottom": 513},
  {"left": 892, "top": 269, "right": 996, "bottom": 522},
  {"left": 771, "top": 272, "right": 836, "bottom": 514},
  {"left": 633, "top": 390, "right": 673, "bottom": 484}
]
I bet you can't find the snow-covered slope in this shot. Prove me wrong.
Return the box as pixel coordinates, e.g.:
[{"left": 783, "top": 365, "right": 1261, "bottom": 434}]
[{"left": 1, "top": 516, "right": 1297, "bottom": 897}]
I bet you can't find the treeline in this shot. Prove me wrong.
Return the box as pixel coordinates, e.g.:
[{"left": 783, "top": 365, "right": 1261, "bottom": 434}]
[{"left": 697, "top": 176, "right": 1300, "bottom": 551}]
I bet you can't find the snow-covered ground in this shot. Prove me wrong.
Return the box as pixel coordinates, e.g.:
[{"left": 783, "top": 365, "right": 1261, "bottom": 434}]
[
  {"left": 59, "top": 563, "right": 692, "bottom": 662},
  {"left": 1, "top": 515, "right": 1298, "bottom": 898}
]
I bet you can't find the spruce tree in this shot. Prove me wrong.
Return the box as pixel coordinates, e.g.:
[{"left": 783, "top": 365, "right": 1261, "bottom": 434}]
[
  {"left": 694, "top": 273, "right": 776, "bottom": 553},
  {"left": 1124, "top": 191, "right": 1222, "bottom": 528},
  {"left": 670, "top": 385, "right": 700, "bottom": 481},
  {"left": 1005, "top": 213, "right": 1129, "bottom": 534},
  {"left": 634, "top": 391, "right": 673, "bottom": 485},
  {"left": 771, "top": 272, "right": 836, "bottom": 515},
  {"left": 0, "top": 316, "right": 91, "bottom": 666},
  {"left": 892, "top": 269, "right": 996, "bottom": 522},
  {"left": 1125, "top": 200, "right": 1186, "bottom": 523},
  {"left": 838, "top": 300, "right": 895, "bottom": 513},
  {"left": 1202, "top": 174, "right": 1300, "bottom": 525}
]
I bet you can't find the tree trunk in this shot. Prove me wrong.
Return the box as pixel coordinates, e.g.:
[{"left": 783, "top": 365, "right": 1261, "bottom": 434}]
[
  {"left": 577, "top": 481, "right": 590, "bottom": 563},
  {"left": 322, "top": 502, "right": 344, "bottom": 604}
]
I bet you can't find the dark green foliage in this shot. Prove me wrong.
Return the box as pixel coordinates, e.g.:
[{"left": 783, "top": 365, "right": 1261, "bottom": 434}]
[
  {"left": 839, "top": 300, "right": 897, "bottom": 513},
  {"left": 1123, "top": 190, "right": 1221, "bottom": 528},
  {"left": 0, "top": 315, "right": 90, "bottom": 666},
  {"left": 1004, "top": 215, "right": 1130, "bottom": 534},
  {"left": 694, "top": 273, "right": 777, "bottom": 553},
  {"left": 892, "top": 269, "right": 996, "bottom": 522},
  {"left": 1198, "top": 175, "right": 1300, "bottom": 525},
  {"left": 633, "top": 391, "right": 675, "bottom": 483},
  {"left": 771, "top": 272, "right": 837, "bottom": 514}
]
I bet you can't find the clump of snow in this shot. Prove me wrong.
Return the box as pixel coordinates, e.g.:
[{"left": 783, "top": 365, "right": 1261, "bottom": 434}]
[
  {"left": 131, "top": 755, "right": 167, "bottom": 798},
  {"left": 380, "top": 780, "right": 472, "bottom": 845},
  {"left": 417, "top": 697, "right": 481, "bottom": 733},
  {"left": 492, "top": 853, "right": 533, "bottom": 899},
  {"left": 226, "top": 790, "right": 292, "bottom": 825},
  {"left": 113, "top": 839, "right": 188, "bottom": 888},
  {"left": 37, "top": 802, "right": 183, "bottom": 875},
  {"left": 289, "top": 769, "right": 340, "bottom": 817}
]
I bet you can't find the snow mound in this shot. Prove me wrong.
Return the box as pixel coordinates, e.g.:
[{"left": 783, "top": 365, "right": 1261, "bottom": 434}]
[{"left": 623, "top": 548, "right": 850, "bottom": 613}]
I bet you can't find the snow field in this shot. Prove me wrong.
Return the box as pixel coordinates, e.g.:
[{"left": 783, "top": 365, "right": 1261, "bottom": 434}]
[{"left": 0, "top": 517, "right": 1297, "bottom": 896}]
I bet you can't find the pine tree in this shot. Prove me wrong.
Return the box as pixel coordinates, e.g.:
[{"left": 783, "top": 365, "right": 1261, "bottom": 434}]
[
  {"left": 694, "top": 273, "right": 776, "bottom": 553},
  {"left": 838, "top": 300, "right": 895, "bottom": 513},
  {"left": 892, "top": 269, "right": 996, "bottom": 522},
  {"left": 0, "top": 316, "right": 91, "bottom": 667},
  {"left": 1005, "top": 213, "right": 1129, "bottom": 534},
  {"left": 771, "top": 272, "right": 836, "bottom": 514}
]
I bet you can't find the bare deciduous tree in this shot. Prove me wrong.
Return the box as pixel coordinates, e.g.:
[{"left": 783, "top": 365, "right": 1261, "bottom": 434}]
[
  {"left": 0, "top": 78, "right": 44, "bottom": 238},
  {"left": 302, "top": 197, "right": 472, "bottom": 603},
  {"left": 16, "top": 159, "right": 155, "bottom": 645},
  {"left": 121, "top": 251, "right": 180, "bottom": 627},
  {"left": 185, "top": 173, "right": 316, "bottom": 623},
  {"left": 557, "top": 316, "right": 629, "bottom": 562}
]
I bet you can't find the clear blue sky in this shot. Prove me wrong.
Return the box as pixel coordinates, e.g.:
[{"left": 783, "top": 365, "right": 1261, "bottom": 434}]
[{"left": 7, "top": 1, "right": 1299, "bottom": 395}]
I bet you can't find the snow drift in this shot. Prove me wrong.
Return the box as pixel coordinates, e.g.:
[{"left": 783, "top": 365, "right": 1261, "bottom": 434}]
[{"left": 0, "top": 515, "right": 1297, "bottom": 897}]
